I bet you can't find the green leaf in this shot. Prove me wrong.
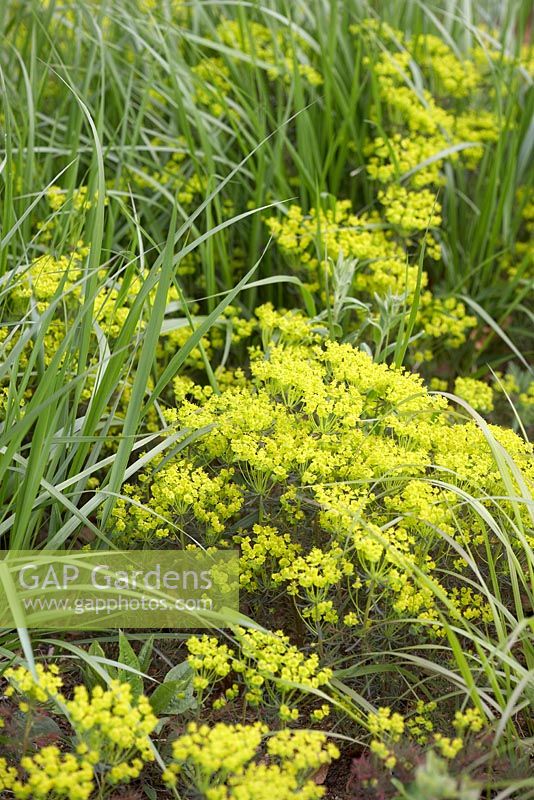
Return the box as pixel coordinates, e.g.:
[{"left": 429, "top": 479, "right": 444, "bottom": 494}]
[
  {"left": 149, "top": 681, "right": 181, "bottom": 716},
  {"left": 138, "top": 635, "right": 155, "bottom": 674},
  {"left": 118, "top": 632, "right": 143, "bottom": 699},
  {"left": 85, "top": 641, "right": 109, "bottom": 690},
  {"left": 150, "top": 661, "right": 197, "bottom": 715}
]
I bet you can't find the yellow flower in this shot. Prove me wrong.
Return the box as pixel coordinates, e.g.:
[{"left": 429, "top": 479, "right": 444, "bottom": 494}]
[{"left": 454, "top": 377, "right": 494, "bottom": 412}]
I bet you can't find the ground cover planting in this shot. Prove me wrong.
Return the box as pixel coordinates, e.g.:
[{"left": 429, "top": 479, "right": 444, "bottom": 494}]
[{"left": 0, "top": 0, "right": 533, "bottom": 797}]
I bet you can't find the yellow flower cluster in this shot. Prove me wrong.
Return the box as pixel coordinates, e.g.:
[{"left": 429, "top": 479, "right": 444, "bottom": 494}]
[
  {"left": 137, "top": 0, "right": 187, "bottom": 18},
  {"left": 111, "top": 456, "right": 242, "bottom": 544},
  {"left": 519, "top": 384, "right": 534, "bottom": 407},
  {"left": 370, "top": 739, "right": 398, "bottom": 770},
  {"left": 237, "top": 524, "right": 301, "bottom": 590},
  {"left": 366, "top": 700, "right": 488, "bottom": 770},
  {"left": 155, "top": 306, "right": 254, "bottom": 372},
  {"left": 5, "top": 663, "right": 63, "bottom": 704},
  {"left": 364, "top": 130, "right": 452, "bottom": 186},
  {"left": 454, "top": 377, "right": 495, "bottom": 412},
  {"left": 10, "top": 252, "right": 83, "bottom": 313},
  {"left": 192, "top": 57, "right": 234, "bottom": 118},
  {"left": 6, "top": 239, "right": 170, "bottom": 348},
  {"left": 354, "top": 21, "right": 499, "bottom": 165},
  {"left": 0, "top": 759, "right": 18, "bottom": 793},
  {"left": 266, "top": 203, "right": 475, "bottom": 349},
  {"left": 186, "top": 634, "right": 235, "bottom": 693},
  {"left": 3, "top": 747, "right": 94, "bottom": 800},
  {"left": 255, "top": 302, "right": 322, "bottom": 347},
  {"left": 186, "top": 627, "right": 332, "bottom": 720},
  {"left": 216, "top": 20, "right": 323, "bottom": 87},
  {"left": 367, "top": 703, "right": 477, "bottom": 768},
  {"left": 167, "top": 721, "right": 266, "bottom": 781},
  {"left": 274, "top": 546, "right": 354, "bottom": 623},
  {"left": 378, "top": 185, "right": 442, "bottom": 232},
  {"left": 191, "top": 19, "right": 321, "bottom": 119},
  {"left": 418, "top": 294, "right": 476, "bottom": 348},
  {"left": 407, "top": 699, "right": 437, "bottom": 744},
  {"left": 236, "top": 627, "right": 332, "bottom": 692},
  {"left": 368, "top": 706, "right": 405, "bottom": 742},
  {"left": 163, "top": 721, "right": 338, "bottom": 800},
  {"left": 453, "top": 109, "right": 504, "bottom": 168},
  {"left": 411, "top": 33, "right": 479, "bottom": 98},
  {"left": 47, "top": 184, "right": 97, "bottom": 212},
  {"left": 265, "top": 728, "right": 339, "bottom": 776},
  {"left": 492, "top": 369, "right": 534, "bottom": 411},
  {"left": 433, "top": 733, "right": 464, "bottom": 759},
  {"left": 154, "top": 336, "right": 533, "bottom": 640},
  {"left": 367, "top": 705, "right": 406, "bottom": 768},
  {"left": 65, "top": 681, "right": 157, "bottom": 784},
  {"left": 266, "top": 201, "right": 400, "bottom": 275},
  {"left": 453, "top": 707, "right": 485, "bottom": 734},
  {"left": 1, "top": 667, "right": 161, "bottom": 797},
  {"left": 262, "top": 22, "right": 511, "bottom": 366}
]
